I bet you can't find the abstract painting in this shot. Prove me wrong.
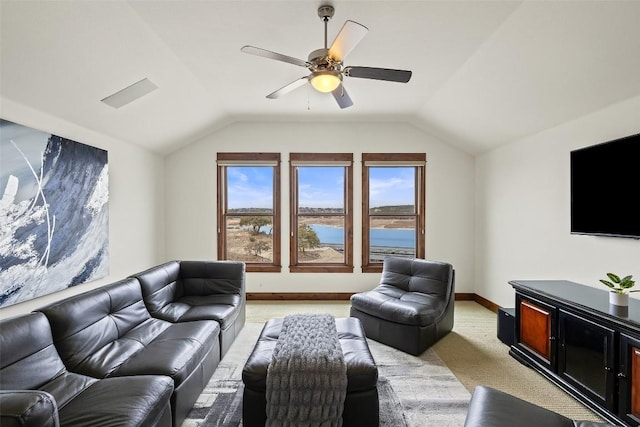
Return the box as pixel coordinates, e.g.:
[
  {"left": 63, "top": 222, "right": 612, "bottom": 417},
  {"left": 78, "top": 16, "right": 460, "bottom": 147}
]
[{"left": 0, "top": 119, "right": 109, "bottom": 307}]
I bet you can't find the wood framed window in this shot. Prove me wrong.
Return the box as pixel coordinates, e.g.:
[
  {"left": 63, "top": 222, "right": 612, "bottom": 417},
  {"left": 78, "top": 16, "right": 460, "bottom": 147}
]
[
  {"left": 289, "top": 153, "right": 353, "bottom": 273},
  {"left": 217, "top": 152, "right": 281, "bottom": 272},
  {"left": 362, "top": 153, "right": 426, "bottom": 273}
]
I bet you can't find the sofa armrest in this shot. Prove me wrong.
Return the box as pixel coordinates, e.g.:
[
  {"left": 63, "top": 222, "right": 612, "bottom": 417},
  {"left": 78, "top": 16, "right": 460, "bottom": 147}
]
[
  {"left": 180, "top": 261, "right": 246, "bottom": 296},
  {"left": 0, "top": 390, "right": 59, "bottom": 427}
]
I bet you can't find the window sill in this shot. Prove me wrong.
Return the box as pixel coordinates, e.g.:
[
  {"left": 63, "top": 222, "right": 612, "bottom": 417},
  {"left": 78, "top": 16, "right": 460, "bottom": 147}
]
[
  {"left": 246, "top": 264, "right": 282, "bottom": 273},
  {"left": 289, "top": 265, "right": 354, "bottom": 273}
]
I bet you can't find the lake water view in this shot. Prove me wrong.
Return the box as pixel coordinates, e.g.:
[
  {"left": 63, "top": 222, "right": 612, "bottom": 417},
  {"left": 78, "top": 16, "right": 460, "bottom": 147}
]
[{"left": 311, "top": 224, "right": 414, "bottom": 248}]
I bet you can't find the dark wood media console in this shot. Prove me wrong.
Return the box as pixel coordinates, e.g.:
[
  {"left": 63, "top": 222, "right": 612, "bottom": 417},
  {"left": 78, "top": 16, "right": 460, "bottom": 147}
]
[{"left": 510, "top": 280, "right": 640, "bottom": 426}]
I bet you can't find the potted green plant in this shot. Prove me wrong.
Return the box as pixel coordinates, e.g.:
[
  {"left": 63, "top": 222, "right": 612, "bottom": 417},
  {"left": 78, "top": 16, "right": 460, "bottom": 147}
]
[{"left": 600, "top": 273, "right": 636, "bottom": 306}]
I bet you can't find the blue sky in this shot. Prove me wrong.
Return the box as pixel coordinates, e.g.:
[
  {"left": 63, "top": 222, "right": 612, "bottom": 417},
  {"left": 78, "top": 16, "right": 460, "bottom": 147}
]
[
  {"left": 226, "top": 165, "right": 415, "bottom": 209},
  {"left": 298, "top": 167, "right": 344, "bottom": 208},
  {"left": 369, "top": 167, "right": 415, "bottom": 207},
  {"left": 227, "top": 166, "right": 273, "bottom": 209}
]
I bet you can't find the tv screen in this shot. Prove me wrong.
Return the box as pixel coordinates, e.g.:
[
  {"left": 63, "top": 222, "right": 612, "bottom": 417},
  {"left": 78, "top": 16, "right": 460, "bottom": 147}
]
[{"left": 571, "top": 132, "right": 640, "bottom": 239}]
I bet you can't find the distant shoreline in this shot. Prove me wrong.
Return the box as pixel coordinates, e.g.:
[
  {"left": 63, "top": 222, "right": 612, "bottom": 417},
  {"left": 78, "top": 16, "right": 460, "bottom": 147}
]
[
  {"left": 323, "top": 243, "right": 414, "bottom": 262},
  {"left": 309, "top": 223, "right": 413, "bottom": 230},
  {"left": 302, "top": 219, "right": 415, "bottom": 231}
]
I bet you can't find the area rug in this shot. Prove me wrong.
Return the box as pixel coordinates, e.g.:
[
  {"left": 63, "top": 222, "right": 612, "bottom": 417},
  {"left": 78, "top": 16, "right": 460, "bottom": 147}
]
[{"left": 182, "top": 323, "right": 470, "bottom": 427}]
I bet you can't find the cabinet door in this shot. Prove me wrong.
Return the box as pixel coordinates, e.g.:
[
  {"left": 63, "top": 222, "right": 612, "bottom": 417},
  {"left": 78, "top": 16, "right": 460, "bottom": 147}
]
[
  {"left": 558, "top": 310, "right": 616, "bottom": 411},
  {"left": 619, "top": 333, "right": 640, "bottom": 425},
  {"left": 517, "top": 295, "right": 556, "bottom": 369}
]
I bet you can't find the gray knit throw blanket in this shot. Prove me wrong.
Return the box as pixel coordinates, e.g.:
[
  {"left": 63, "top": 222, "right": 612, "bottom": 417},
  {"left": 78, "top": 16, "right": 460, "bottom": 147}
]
[{"left": 265, "top": 314, "right": 348, "bottom": 427}]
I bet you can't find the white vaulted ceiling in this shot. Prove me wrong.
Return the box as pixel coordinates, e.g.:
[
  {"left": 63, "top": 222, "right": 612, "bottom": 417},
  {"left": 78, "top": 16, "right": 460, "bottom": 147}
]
[{"left": 1, "top": 1, "right": 639, "bottom": 155}]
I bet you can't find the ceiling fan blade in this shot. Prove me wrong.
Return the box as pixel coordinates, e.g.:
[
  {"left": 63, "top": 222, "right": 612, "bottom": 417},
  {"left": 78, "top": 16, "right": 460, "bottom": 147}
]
[
  {"left": 241, "top": 46, "right": 308, "bottom": 68},
  {"left": 266, "top": 76, "right": 310, "bottom": 99},
  {"left": 332, "top": 84, "right": 353, "bottom": 109},
  {"left": 345, "top": 66, "right": 412, "bottom": 83},
  {"left": 328, "top": 20, "right": 368, "bottom": 62}
]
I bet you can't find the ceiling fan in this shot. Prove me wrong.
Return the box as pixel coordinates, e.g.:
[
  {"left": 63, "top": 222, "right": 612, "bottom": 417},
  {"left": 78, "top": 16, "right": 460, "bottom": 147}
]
[{"left": 241, "top": 5, "right": 412, "bottom": 109}]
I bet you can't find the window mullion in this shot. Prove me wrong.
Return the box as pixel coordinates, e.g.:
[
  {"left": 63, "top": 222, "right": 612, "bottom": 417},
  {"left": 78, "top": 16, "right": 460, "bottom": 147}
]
[
  {"left": 417, "top": 163, "right": 425, "bottom": 258},
  {"left": 290, "top": 164, "right": 298, "bottom": 268}
]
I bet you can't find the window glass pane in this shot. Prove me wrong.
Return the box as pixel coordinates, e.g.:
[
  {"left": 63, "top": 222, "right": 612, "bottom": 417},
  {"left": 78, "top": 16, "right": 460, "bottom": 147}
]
[
  {"left": 295, "top": 166, "right": 346, "bottom": 264},
  {"left": 226, "top": 215, "right": 273, "bottom": 263},
  {"left": 297, "top": 167, "right": 344, "bottom": 213},
  {"left": 297, "top": 219, "right": 345, "bottom": 264},
  {"left": 227, "top": 166, "right": 273, "bottom": 212},
  {"left": 369, "top": 167, "right": 415, "bottom": 214},
  {"left": 369, "top": 217, "right": 416, "bottom": 263}
]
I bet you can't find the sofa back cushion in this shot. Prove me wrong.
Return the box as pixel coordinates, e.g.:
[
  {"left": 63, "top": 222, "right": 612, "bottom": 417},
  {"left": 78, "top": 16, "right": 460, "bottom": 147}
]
[
  {"left": 380, "top": 257, "right": 453, "bottom": 297},
  {"left": 180, "top": 261, "right": 245, "bottom": 296},
  {"left": 133, "top": 261, "right": 246, "bottom": 317},
  {"left": 134, "top": 261, "right": 183, "bottom": 315},
  {"left": 0, "top": 313, "right": 66, "bottom": 390},
  {"left": 39, "top": 278, "right": 154, "bottom": 375}
]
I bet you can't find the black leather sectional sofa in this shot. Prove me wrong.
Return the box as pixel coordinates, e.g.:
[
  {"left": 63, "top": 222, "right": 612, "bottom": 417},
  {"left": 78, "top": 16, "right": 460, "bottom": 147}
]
[{"left": 0, "top": 260, "right": 245, "bottom": 427}]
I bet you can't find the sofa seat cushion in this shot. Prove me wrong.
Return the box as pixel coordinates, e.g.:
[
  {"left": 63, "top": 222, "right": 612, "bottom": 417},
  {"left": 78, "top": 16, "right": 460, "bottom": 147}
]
[
  {"left": 350, "top": 284, "right": 444, "bottom": 326},
  {"left": 39, "top": 372, "right": 97, "bottom": 410},
  {"left": 242, "top": 317, "right": 378, "bottom": 394},
  {"left": 157, "top": 294, "right": 242, "bottom": 327},
  {"left": 57, "top": 376, "right": 173, "bottom": 427},
  {"left": 58, "top": 317, "right": 170, "bottom": 377},
  {"left": 111, "top": 320, "right": 219, "bottom": 386}
]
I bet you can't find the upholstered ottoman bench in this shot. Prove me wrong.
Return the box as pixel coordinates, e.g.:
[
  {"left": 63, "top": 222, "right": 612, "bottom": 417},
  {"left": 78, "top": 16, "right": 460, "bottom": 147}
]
[{"left": 241, "top": 316, "right": 379, "bottom": 427}]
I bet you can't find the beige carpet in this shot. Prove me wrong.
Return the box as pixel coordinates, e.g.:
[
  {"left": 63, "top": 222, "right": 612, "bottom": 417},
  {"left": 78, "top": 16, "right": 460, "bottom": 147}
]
[
  {"left": 246, "top": 300, "right": 604, "bottom": 422},
  {"left": 432, "top": 301, "right": 603, "bottom": 422}
]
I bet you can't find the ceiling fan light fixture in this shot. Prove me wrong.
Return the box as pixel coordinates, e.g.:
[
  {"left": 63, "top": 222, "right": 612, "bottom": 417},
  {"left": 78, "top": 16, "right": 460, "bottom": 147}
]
[
  {"left": 310, "top": 71, "right": 341, "bottom": 93},
  {"left": 241, "top": 4, "right": 411, "bottom": 108}
]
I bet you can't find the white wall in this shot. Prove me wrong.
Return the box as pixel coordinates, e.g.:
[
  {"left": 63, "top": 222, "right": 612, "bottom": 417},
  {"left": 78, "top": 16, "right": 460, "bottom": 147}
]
[
  {"left": 475, "top": 94, "right": 640, "bottom": 308},
  {"left": 165, "top": 120, "right": 475, "bottom": 294},
  {"left": 0, "top": 98, "right": 165, "bottom": 318}
]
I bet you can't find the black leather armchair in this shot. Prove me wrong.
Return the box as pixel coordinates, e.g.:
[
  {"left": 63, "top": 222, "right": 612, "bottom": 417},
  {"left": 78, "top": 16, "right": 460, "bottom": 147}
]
[
  {"left": 464, "top": 386, "right": 617, "bottom": 427},
  {"left": 350, "top": 257, "right": 455, "bottom": 355},
  {"left": 131, "top": 260, "right": 246, "bottom": 358}
]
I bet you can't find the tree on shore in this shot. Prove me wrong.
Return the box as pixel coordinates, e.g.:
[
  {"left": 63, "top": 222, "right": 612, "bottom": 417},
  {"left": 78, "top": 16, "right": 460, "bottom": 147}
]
[
  {"left": 246, "top": 236, "right": 270, "bottom": 256},
  {"left": 298, "top": 224, "right": 320, "bottom": 252},
  {"left": 240, "top": 216, "right": 271, "bottom": 235}
]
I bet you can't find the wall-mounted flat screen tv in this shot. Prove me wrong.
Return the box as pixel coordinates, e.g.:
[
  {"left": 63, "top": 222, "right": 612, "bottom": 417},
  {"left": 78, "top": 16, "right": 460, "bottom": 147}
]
[{"left": 571, "top": 132, "right": 640, "bottom": 239}]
